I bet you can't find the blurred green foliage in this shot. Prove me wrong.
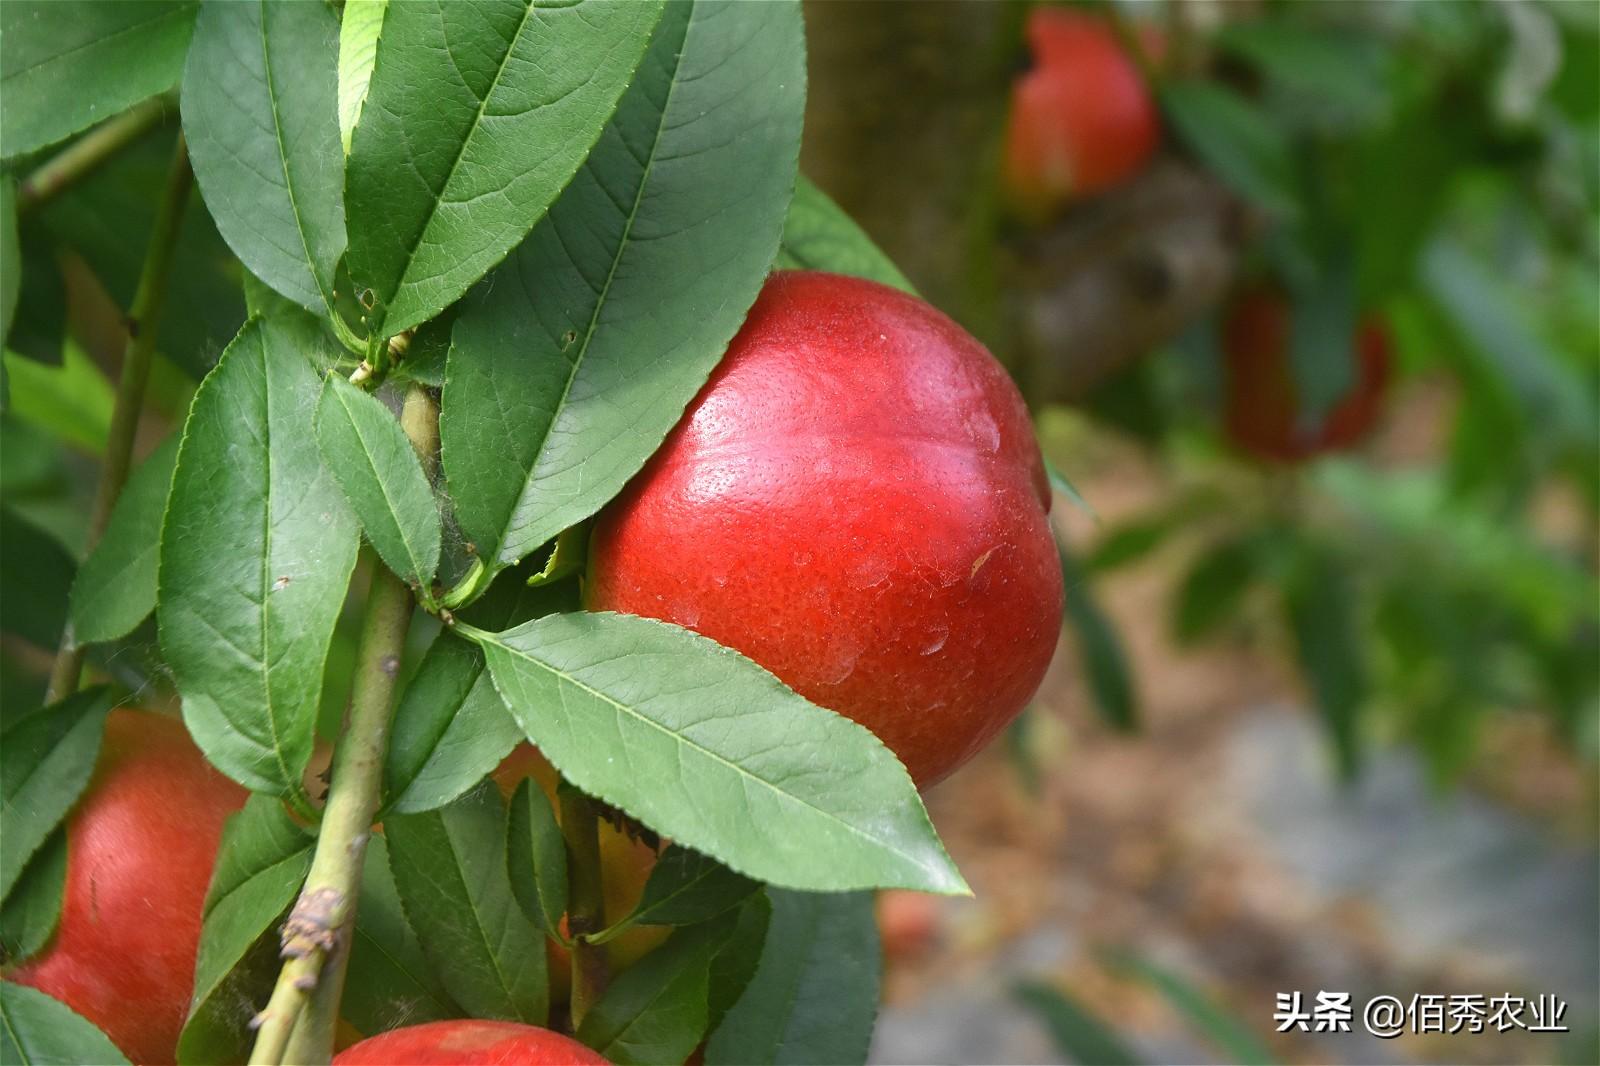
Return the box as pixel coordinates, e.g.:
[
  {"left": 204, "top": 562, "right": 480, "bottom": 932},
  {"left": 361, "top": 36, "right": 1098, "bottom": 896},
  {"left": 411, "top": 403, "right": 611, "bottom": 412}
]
[{"left": 1059, "top": 0, "right": 1598, "bottom": 777}]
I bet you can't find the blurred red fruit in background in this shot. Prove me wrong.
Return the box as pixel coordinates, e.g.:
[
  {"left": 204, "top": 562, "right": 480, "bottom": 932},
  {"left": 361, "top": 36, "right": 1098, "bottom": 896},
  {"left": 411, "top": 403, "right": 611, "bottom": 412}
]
[
  {"left": 1002, "top": 7, "right": 1162, "bottom": 218},
  {"left": 1222, "top": 287, "right": 1394, "bottom": 463}
]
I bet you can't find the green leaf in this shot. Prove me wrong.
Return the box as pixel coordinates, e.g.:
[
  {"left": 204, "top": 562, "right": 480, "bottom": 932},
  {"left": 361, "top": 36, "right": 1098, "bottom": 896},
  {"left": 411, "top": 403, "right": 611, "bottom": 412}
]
[
  {"left": 1173, "top": 535, "right": 1260, "bottom": 644},
  {"left": 1352, "top": 99, "right": 1464, "bottom": 303},
  {"left": 524, "top": 524, "right": 586, "bottom": 590},
  {"left": 1, "top": 180, "right": 17, "bottom": 345},
  {"left": 440, "top": 0, "right": 805, "bottom": 570},
  {"left": 342, "top": 834, "right": 460, "bottom": 1038},
  {"left": 1, "top": 346, "right": 113, "bottom": 455},
  {"left": 1044, "top": 458, "right": 1095, "bottom": 520},
  {"left": 594, "top": 845, "right": 758, "bottom": 943},
  {"left": 703, "top": 889, "right": 879, "bottom": 1066},
  {"left": 0, "top": 418, "right": 67, "bottom": 499},
  {"left": 1014, "top": 981, "right": 1141, "bottom": 1066},
  {"left": 177, "top": 796, "right": 313, "bottom": 1066},
  {"left": 0, "top": 829, "right": 66, "bottom": 966},
  {"left": 342, "top": 0, "right": 664, "bottom": 335},
  {"left": 578, "top": 917, "right": 737, "bottom": 1066},
  {"left": 1214, "top": 21, "right": 1394, "bottom": 133},
  {"left": 383, "top": 634, "right": 519, "bottom": 816},
  {"left": 383, "top": 572, "right": 576, "bottom": 815},
  {"left": 315, "top": 374, "right": 440, "bottom": 591},
  {"left": 1160, "top": 81, "right": 1298, "bottom": 219},
  {"left": 337, "top": 0, "right": 387, "bottom": 155},
  {"left": 4, "top": 236, "right": 65, "bottom": 367},
  {"left": 67, "top": 435, "right": 178, "bottom": 646},
  {"left": 1285, "top": 545, "right": 1368, "bottom": 778},
  {"left": 504, "top": 778, "right": 566, "bottom": 939},
  {"left": 1058, "top": 543, "right": 1137, "bottom": 731},
  {"left": 182, "top": 0, "right": 345, "bottom": 317},
  {"left": 0, "top": 981, "right": 130, "bottom": 1066},
  {"left": 1422, "top": 237, "right": 1596, "bottom": 443},
  {"left": 0, "top": 508, "right": 74, "bottom": 649},
  {"left": 776, "top": 177, "right": 913, "bottom": 293},
  {"left": 1083, "top": 518, "right": 1173, "bottom": 575},
  {"left": 0, "top": 689, "right": 112, "bottom": 900},
  {"left": 1286, "top": 251, "right": 1359, "bottom": 422},
  {"left": 704, "top": 892, "right": 770, "bottom": 1039},
  {"left": 1108, "top": 953, "right": 1274, "bottom": 1066},
  {"left": 159, "top": 316, "right": 359, "bottom": 798},
  {"left": 384, "top": 781, "right": 547, "bottom": 1024},
  {"left": 465, "top": 612, "right": 966, "bottom": 895},
  {"left": 0, "top": 1, "right": 194, "bottom": 158}
]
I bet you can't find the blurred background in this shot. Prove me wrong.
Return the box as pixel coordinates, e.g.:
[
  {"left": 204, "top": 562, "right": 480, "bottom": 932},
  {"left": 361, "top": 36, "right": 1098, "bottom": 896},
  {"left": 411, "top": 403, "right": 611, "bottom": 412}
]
[
  {"left": 795, "top": 1, "right": 1597, "bottom": 1063},
  {"left": 2, "top": 1, "right": 1594, "bottom": 1064}
]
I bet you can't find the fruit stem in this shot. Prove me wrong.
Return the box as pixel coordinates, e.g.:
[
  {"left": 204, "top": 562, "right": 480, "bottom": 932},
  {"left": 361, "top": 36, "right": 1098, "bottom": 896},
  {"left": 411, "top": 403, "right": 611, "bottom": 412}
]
[
  {"left": 16, "top": 95, "right": 171, "bottom": 213},
  {"left": 560, "top": 786, "right": 610, "bottom": 1030},
  {"left": 45, "top": 133, "right": 192, "bottom": 703},
  {"left": 248, "top": 385, "right": 438, "bottom": 1066}
]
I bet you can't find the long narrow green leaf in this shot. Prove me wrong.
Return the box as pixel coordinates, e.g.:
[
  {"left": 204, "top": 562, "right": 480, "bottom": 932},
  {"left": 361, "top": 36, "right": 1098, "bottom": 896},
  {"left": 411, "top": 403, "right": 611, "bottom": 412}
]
[
  {"left": 0, "top": 689, "right": 112, "bottom": 899},
  {"left": 440, "top": 0, "right": 805, "bottom": 570},
  {"left": 342, "top": 835, "right": 460, "bottom": 1037},
  {"left": 579, "top": 918, "right": 737, "bottom": 1066},
  {"left": 776, "top": 177, "right": 913, "bottom": 293},
  {"left": 596, "top": 846, "right": 758, "bottom": 942},
  {"left": 1285, "top": 544, "right": 1368, "bottom": 778},
  {"left": 465, "top": 612, "right": 966, "bottom": 895},
  {"left": 1160, "top": 81, "right": 1298, "bottom": 218},
  {"left": 0, "top": 982, "right": 129, "bottom": 1066},
  {"left": 0, "top": 829, "right": 66, "bottom": 965},
  {"left": 1057, "top": 543, "right": 1137, "bottom": 731},
  {"left": 504, "top": 778, "right": 566, "bottom": 939},
  {"left": 1110, "top": 954, "right": 1275, "bottom": 1066},
  {"left": 1014, "top": 981, "right": 1142, "bottom": 1066},
  {"left": 0, "top": 1, "right": 194, "bottom": 157},
  {"left": 383, "top": 634, "right": 520, "bottom": 816},
  {"left": 315, "top": 374, "right": 441, "bottom": 591},
  {"left": 182, "top": 0, "right": 345, "bottom": 315},
  {"left": 343, "top": 0, "right": 664, "bottom": 335},
  {"left": 337, "top": 0, "right": 387, "bottom": 154},
  {"left": 159, "top": 316, "right": 359, "bottom": 798},
  {"left": 68, "top": 435, "right": 178, "bottom": 646},
  {"left": 704, "top": 890, "right": 879, "bottom": 1066},
  {"left": 177, "top": 796, "right": 314, "bottom": 1065},
  {"left": 384, "top": 782, "right": 547, "bottom": 1024},
  {"left": 704, "top": 893, "right": 771, "bottom": 1040}
]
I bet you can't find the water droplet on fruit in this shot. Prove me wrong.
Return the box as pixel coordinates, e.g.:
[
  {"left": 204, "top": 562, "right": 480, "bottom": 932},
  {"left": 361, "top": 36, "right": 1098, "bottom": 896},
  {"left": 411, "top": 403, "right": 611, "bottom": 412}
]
[
  {"left": 921, "top": 625, "right": 949, "bottom": 656},
  {"left": 847, "top": 555, "right": 890, "bottom": 590},
  {"left": 965, "top": 410, "right": 1001, "bottom": 452},
  {"left": 817, "top": 642, "right": 862, "bottom": 684}
]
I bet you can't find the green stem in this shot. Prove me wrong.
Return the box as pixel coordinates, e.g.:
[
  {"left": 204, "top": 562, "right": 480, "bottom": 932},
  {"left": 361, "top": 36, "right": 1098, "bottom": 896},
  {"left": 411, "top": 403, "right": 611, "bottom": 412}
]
[
  {"left": 560, "top": 787, "right": 609, "bottom": 1030},
  {"left": 248, "top": 386, "right": 438, "bottom": 1066},
  {"left": 16, "top": 96, "right": 171, "bottom": 213},
  {"left": 45, "top": 133, "right": 192, "bottom": 704}
]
